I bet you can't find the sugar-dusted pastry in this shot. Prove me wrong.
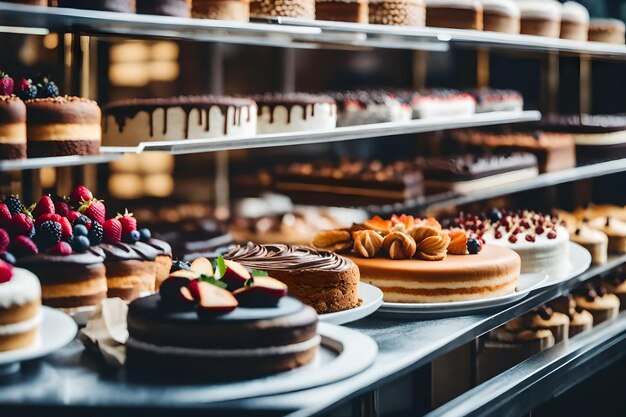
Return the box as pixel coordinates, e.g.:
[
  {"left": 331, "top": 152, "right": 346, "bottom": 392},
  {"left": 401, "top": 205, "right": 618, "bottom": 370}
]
[
  {"left": 0, "top": 95, "right": 26, "bottom": 160},
  {"left": 588, "top": 18, "right": 625, "bottom": 44},
  {"left": 482, "top": 0, "right": 519, "bottom": 34},
  {"left": 547, "top": 295, "right": 593, "bottom": 337},
  {"left": 425, "top": 0, "right": 483, "bottom": 30},
  {"left": 574, "top": 285, "right": 619, "bottom": 325},
  {"left": 315, "top": 0, "right": 368, "bottom": 23},
  {"left": 560, "top": 2, "right": 589, "bottom": 41},
  {"left": 368, "top": 0, "right": 425, "bottom": 26},
  {"left": 516, "top": 0, "right": 561, "bottom": 38}
]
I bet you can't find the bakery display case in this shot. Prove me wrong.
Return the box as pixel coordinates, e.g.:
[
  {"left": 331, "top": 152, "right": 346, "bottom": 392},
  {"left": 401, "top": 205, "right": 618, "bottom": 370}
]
[{"left": 1, "top": 1, "right": 626, "bottom": 417}]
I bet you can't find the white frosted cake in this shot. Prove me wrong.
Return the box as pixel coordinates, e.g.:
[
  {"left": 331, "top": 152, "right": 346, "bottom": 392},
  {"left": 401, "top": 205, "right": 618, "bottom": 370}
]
[
  {"left": 102, "top": 96, "right": 257, "bottom": 146},
  {"left": 254, "top": 93, "right": 337, "bottom": 134},
  {"left": 411, "top": 89, "right": 476, "bottom": 119}
]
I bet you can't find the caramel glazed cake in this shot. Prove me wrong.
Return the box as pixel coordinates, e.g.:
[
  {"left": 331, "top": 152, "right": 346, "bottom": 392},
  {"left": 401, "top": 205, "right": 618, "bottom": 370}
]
[
  {"left": 102, "top": 96, "right": 258, "bottom": 146},
  {"left": 0, "top": 268, "right": 41, "bottom": 352},
  {"left": 224, "top": 243, "right": 361, "bottom": 314}
]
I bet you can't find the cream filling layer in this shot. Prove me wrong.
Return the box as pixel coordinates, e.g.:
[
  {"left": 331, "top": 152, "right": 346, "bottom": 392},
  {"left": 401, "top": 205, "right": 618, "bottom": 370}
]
[
  {"left": 573, "top": 130, "right": 626, "bottom": 146},
  {"left": 380, "top": 281, "right": 517, "bottom": 303},
  {"left": 127, "top": 334, "right": 321, "bottom": 358},
  {"left": 0, "top": 123, "right": 27, "bottom": 143},
  {"left": 363, "top": 274, "right": 515, "bottom": 289},
  {"left": 0, "top": 311, "right": 41, "bottom": 336},
  {"left": 28, "top": 123, "right": 101, "bottom": 141}
]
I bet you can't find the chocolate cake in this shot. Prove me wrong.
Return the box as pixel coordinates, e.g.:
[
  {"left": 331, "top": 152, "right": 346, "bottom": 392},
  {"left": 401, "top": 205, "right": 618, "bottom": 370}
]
[
  {"left": 136, "top": 0, "right": 191, "bottom": 16},
  {"left": 102, "top": 96, "right": 257, "bottom": 146},
  {"left": 368, "top": 0, "right": 425, "bottom": 26},
  {"left": 418, "top": 153, "right": 538, "bottom": 194},
  {"left": 254, "top": 93, "right": 337, "bottom": 134},
  {"left": 100, "top": 242, "right": 159, "bottom": 301},
  {"left": 57, "top": 0, "right": 136, "bottom": 12},
  {"left": 482, "top": 0, "right": 519, "bottom": 33},
  {"left": 315, "top": 0, "right": 368, "bottom": 23},
  {"left": 225, "top": 243, "right": 361, "bottom": 314},
  {"left": 250, "top": 0, "right": 315, "bottom": 19},
  {"left": 272, "top": 159, "right": 424, "bottom": 206},
  {"left": 540, "top": 114, "right": 626, "bottom": 165},
  {"left": 0, "top": 96, "right": 26, "bottom": 160},
  {"left": 25, "top": 96, "right": 101, "bottom": 157},
  {"left": 425, "top": 0, "right": 483, "bottom": 30},
  {"left": 192, "top": 0, "right": 250, "bottom": 21}
]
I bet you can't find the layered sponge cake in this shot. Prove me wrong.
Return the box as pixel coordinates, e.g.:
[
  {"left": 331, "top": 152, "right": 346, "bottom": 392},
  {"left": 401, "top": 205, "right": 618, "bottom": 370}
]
[
  {"left": 0, "top": 262, "right": 41, "bottom": 352},
  {"left": 25, "top": 96, "right": 101, "bottom": 157},
  {"left": 0, "top": 96, "right": 26, "bottom": 160}
]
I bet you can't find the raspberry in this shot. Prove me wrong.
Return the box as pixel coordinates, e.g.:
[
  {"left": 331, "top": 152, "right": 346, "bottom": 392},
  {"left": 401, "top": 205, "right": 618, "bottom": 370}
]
[
  {"left": 0, "top": 204, "right": 11, "bottom": 227},
  {"left": 10, "top": 213, "right": 33, "bottom": 236},
  {"left": 53, "top": 200, "right": 70, "bottom": 217},
  {"left": 0, "top": 72, "right": 14, "bottom": 96},
  {"left": 49, "top": 241, "right": 72, "bottom": 256}
]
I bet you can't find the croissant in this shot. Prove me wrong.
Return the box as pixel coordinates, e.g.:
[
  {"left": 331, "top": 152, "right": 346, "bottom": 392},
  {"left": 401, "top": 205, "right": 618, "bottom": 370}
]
[
  {"left": 382, "top": 231, "right": 417, "bottom": 260},
  {"left": 353, "top": 230, "right": 384, "bottom": 258},
  {"left": 409, "top": 226, "right": 450, "bottom": 261}
]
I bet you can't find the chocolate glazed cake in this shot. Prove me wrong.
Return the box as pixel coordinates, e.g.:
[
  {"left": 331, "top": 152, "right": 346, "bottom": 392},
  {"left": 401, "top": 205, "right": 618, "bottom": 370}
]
[
  {"left": 0, "top": 96, "right": 27, "bottom": 160},
  {"left": 136, "top": 0, "right": 191, "bottom": 16},
  {"left": 126, "top": 295, "right": 319, "bottom": 378},
  {"left": 102, "top": 96, "right": 257, "bottom": 146},
  {"left": 17, "top": 249, "right": 107, "bottom": 310},
  {"left": 57, "top": 0, "right": 136, "bottom": 12},
  {"left": 25, "top": 97, "right": 101, "bottom": 157},
  {"left": 254, "top": 93, "right": 337, "bottom": 134},
  {"left": 225, "top": 243, "right": 361, "bottom": 314},
  {"left": 100, "top": 242, "right": 159, "bottom": 301}
]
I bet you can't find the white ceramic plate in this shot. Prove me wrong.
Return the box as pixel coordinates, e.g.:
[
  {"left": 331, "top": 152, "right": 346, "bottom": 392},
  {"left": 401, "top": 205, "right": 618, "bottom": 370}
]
[
  {"left": 319, "top": 282, "right": 384, "bottom": 325},
  {"left": 0, "top": 306, "right": 77, "bottom": 370},
  {"left": 534, "top": 242, "right": 592, "bottom": 289},
  {"left": 376, "top": 272, "right": 548, "bottom": 318}
]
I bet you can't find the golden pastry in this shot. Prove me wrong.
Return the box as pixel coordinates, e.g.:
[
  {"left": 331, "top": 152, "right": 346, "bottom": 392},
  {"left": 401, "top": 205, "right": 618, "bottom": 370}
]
[
  {"left": 353, "top": 230, "right": 384, "bottom": 258},
  {"left": 382, "top": 232, "right": 417, "bottom": 260}
]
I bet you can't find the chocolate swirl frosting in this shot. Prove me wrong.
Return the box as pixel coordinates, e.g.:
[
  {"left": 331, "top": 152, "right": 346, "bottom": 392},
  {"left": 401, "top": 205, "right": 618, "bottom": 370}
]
[
  {"left": 99, "top": 242, "right": 159, "bottom": 262},
  {"left": 224, "top": 242, "right": 353, "bottom": 272}
]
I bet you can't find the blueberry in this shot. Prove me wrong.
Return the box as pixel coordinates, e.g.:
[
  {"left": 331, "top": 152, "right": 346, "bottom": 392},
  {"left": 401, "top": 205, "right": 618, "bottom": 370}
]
[
  {"left": 73, "top": 224, "right": 89, "bottom": 237},
  {"left": 138, "top": 228, "right": 151, "bottom": 242},
  {"left": 123, "top": 230, "right": 140, "bottom": 244},
  {"left": 467, "top": 238, "right": 481, "bottom": 255},
  {"left": 488, "top": 208, "right": 502, "bottom": 223},
  {"left": 0, "top": 252, "right": 16, "bottom": 265},
  {"left": 71, "top": 235, "right": 90, "bottom": 253}
]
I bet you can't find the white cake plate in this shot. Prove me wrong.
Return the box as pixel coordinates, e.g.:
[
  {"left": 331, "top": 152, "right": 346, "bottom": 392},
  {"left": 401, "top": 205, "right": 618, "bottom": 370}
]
[
  {"left": 319, "top": 282, "right": 383, "bottom": 325},
  {"left": 534, "top": 242, "right": 592, "bottom": 289},
  {"left": 0, "top": 306, "right": 77, "bottom": 375},
  {"left": 375, "top": 272, "right": 548, "bottom": 318}
]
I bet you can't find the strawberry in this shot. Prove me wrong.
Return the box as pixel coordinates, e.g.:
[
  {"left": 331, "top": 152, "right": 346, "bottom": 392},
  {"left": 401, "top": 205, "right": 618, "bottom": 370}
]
[
  {"left": 0, "top": 228, "right": 9, "bottom": 252},
  {"left": 32, "top": 195, "right": 55, "bottom": 218},
  {"left": 79, "top": 199, "right": 105, "bottom": 225},
  {"left": 53, "top": 200, "right": 70, "bottom": 217},
  {"left": 49, "top": 241, "right": 72, "bottom": 256},
  {"left": 9, "top": 235, "right": 38, "bottom": 257},
  {"left": 116, "top": 209, "right": 137, "bottom": 234},
  {"left": 66, "top": 210, "right": 81, "bottom": 224},
  {"left": 0, "top": 72, "right": 14, "bottom": 96},
  {"left": 0, "top": 203, "right": 11, "bottom": 227},
  {"left": 35, "top": 213, "right": 62, "bottom": 226},
  {"left": 69, "top": 185, "right": 93, "bottom": 208},
  {"left": 59, "top": 217, "right": 72, "bottom": 240},
  {"left": 103, "top": 218, "right": 122, "bottom": 244},
  {"left": 10, "top": 213, "right": 33, "bottom": 236},
  {"left": 0, "top": 259, "right": 12, "bottom": 283}
]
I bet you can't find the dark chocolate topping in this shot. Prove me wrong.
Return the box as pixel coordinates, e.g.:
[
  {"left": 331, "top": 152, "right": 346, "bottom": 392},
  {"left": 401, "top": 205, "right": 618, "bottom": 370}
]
[
  {"left": 100, "top": 242, "right": 159, "bottom": 262},
  {"left": 17, "top": 246, "right": 105, "bottom": 266},
  {"left": 418, "top": 153, "right": 537, "bottom": 181},
  {"left": 146, "top": 238, "right": 172, "bottom": 256},
  {"left": 0, "top": 95, "right": 26, "bottom": 124},
  {"left": 224, "top": 242, "right": 353, "bottom": 272},
  {"left": 26, "top": 96, "right": 101, "bottom": 125}
]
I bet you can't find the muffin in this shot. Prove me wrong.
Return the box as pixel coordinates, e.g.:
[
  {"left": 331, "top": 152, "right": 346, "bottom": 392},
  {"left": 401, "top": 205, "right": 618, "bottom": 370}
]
[{"left": 574, "top": 284, "right": 620, "bottom": 326}]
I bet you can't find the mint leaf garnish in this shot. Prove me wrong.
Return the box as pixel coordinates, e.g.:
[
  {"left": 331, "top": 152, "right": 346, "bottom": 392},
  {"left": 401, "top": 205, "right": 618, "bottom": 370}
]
[
  {"left": 198, "top": 275, "right": 227, "bottom": 289},
  {"left": 251, "top": 269, "right": 268, "bottom": 277},
  {"left": 216, "top": 255, "right": 226, "bottom": 278}
]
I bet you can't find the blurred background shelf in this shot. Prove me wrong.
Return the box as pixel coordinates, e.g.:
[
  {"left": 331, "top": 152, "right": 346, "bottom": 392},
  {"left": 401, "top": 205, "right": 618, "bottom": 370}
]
[{"left": 0, "top": 151, "right": 125, "bottom": 172}]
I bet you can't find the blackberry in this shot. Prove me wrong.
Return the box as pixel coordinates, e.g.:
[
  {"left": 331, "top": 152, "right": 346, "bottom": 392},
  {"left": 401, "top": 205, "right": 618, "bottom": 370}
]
[
  {"left": 88, "top": 221, "right": 103, "bottom": 246},
  {"left": 5, "top": 196, "right": 23, "bottom": 216},
  {"left": 74, "top": 215, "right": 92, "bottom": 229},
  {"left": 36, "top": 221, "right": 62, "bottom": 249}
]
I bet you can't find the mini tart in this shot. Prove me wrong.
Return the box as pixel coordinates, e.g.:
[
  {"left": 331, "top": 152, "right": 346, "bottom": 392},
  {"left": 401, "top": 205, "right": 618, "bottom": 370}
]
[
  {"left": 0, "top": 96, "right": 26, "bottom": 160},
  {"left": 588, "top": 18, "right": 626, "bottom": 44},
  {"left": 315, "top": 0, "right": 369, "bottom": 23},
  {"left": 17, "top": 249, "right": 107, "bottom": 310},
  {"left": 224, "top": 243, "right": 361, "bottom": 314},
  {"left": 368, "top": 0, "right": 425, "bottom": 26},
  {"left": 348, "top": 244, "right": 520, "bottom": 303},
  {"left": 574, "top": 292, "right": 619, "bottom": 325},
  {"left": 25, "top": 96, "right": 101, "bottom": 157},
  {"left": 517, "top": 0, "right": 562, "bottom": 38},
  {"left": 192, "top": 0, "right": 250, "bottom": 21},
  {"left": 100, "top": 242, "right": 159, "bottom": 301},
  {"left": 481, "top": 0, "right": 519, "bottom": 34},
  {"left": 250, "top": 0, "right": 315, "bottom": 19},
  {"left": 569, "top": 226, "right": 608, "bottom": 265},
  {"left": 560, "top": 1, "right": 589, "bottom": 41},
  {"left": 0, "top": 268, "right": 41, "bottom": 352},
  {"left": 425, "top": 0, "right": 483, "bottom": 30},
  {"left": 587, "top": 217, "right": 626, "bottom": 254},
  {"left": 136, "top": 0, "right": 191, "bottom": 16},
  {"left": 56, "top": 0, "right": 136, "bottom": 12}
]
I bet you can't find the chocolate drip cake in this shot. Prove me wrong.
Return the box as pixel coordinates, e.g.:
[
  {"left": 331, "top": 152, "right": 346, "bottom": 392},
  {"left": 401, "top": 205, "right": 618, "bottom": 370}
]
[
  {"left": 103, "top": 96, "right": 257, "bottom": 146},
  {"left": 272, "top": 159, "right": 424, "bottom": 206},
  {"left": 25, "top": 96, "right": 101, "bottom": 157},
  {"left": 315, "top": 0, "right": 368, "bottom": 23},
  {"left": 540, "top": 114, "right": 626, "bottom": 165},
  {"left": 225, "top": 243, "right": 361, "bottom": 314},
  {"left": 482, "top": 0, "right": 519, "bottom": 33},
  {"left": 250, "top": 0, "right": 315, "bottom": 19},
  {"left": 0, "top": 96, "right": 26, "bottom": 160},
  {"left": 192, "top": 0, "right": 250, "bottom": 21},
  {"left": 254, "top": 93, "right": 337, "bottom": 134},
  {"left": 418, "top": 153, "right": 538, "bottom": 194},
  {"left": 136, "top": 0, "right": 191, "bottom": 16},
  {"left": 57, "top": 0, "right": 136, "bottom": 12},
  {"left": 368, "top": 0, "right": 425, "bottom": 26},
  {"left": 425, "top": 0, "right": 483, "bottom": 30}
]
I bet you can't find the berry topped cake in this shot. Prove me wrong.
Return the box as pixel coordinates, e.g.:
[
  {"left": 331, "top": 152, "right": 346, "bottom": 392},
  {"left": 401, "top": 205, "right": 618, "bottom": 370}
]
[
  {"left": 313, "top": 214, "right": 521, "bottom": 303},
  {"left": 0, "top": 260, "right": 41, "bottom": 352},
  {"left": 126, "top": 256, "right": 319, "bottom": 378}
]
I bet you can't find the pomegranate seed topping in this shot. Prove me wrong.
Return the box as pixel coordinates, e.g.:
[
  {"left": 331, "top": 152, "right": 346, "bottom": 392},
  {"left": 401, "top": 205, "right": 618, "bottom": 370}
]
[
  {"left": 535, "top": 226, "right": 545, "bottom": 235},
  {"left": 495, "top": 231, "right": 502, "bottom": 239},
  {"left": 508, "top": 235, "right": 518, "bottom": 243},
  {"left": 547, "top": 231, "right": 557, "bottom": 239},
  {"left": 525, "top": 234, "right": 536, "bottom": 242}
]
